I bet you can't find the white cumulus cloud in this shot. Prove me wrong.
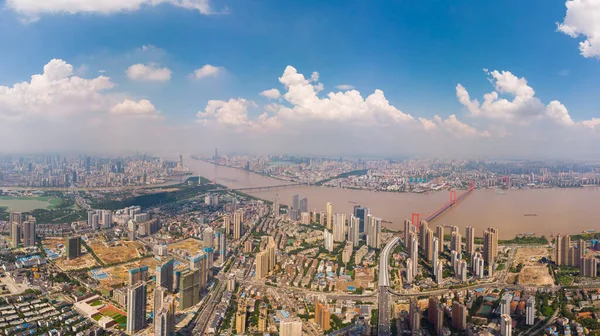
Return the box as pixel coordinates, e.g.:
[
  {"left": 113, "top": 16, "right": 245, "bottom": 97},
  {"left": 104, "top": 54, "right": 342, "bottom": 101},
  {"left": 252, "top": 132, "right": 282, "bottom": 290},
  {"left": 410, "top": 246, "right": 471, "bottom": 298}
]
[
  {"left": 126, "top": 63, "right": 172, "bottom": 82},
  {"left": 259, "top": 89, "right": 281, "bottom": 99},
  {"left": 557, "top": 0, "right": 600, "bottom": 58},
  {"left": 6, "top": 0, "right": 216, "bottom": 20},
  {"left": 197, "top": 98, "right": 257, "bottom": 127},
  {"left": 457, "top": 69, "right": 575, "bottom": 126},
  {"left": 191, "top": 64, "right": 223, "bottom": 80},
  {"left": 335, "top": 84, "right": 355, "bottom": 90},
  {"left": 421, "top": 115, "right": 490, "bottom": 138},
  {"left": 0, "top": 59, "right": 115, "bottom": 120},
  {"left": 110, "top": 99, "right": 159, "bottom": 117},
  {"left": 276, "top": 66, "right": 413, "bottom": 124}
]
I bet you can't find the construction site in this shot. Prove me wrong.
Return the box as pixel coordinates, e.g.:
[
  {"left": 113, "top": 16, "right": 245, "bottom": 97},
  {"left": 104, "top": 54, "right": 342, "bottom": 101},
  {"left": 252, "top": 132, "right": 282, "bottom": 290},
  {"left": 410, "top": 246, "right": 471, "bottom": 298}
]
[
  {"left": 509, "top": 247, "right": 554, "bottom": 286},
  {"left": 87, "top": 239, "right": 145, "bottom": 265}
]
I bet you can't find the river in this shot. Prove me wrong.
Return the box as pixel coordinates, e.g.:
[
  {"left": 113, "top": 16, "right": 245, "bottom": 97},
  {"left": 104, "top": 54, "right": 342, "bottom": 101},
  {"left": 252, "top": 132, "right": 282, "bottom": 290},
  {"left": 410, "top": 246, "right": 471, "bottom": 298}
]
[{"left": 186, "top": 158, "right": 600, "bottom": 239}]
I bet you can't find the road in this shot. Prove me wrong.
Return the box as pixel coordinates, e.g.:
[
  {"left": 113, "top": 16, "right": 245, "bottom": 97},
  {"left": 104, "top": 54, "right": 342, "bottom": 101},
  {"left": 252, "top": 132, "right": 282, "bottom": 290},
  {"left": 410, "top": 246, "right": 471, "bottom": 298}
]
[
  {"left": 378, "top": 236, "right": 399, "bottom": 336},
  {"left": 190, "top": 278, "right": 227, "bottom": 334}
]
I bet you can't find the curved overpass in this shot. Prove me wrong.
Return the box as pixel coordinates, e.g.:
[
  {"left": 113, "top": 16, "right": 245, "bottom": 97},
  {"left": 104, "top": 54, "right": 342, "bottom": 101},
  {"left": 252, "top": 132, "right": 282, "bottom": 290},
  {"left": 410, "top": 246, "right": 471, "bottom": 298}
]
[{"left": 379, "top": 236, "right": 399, "bottom": 287}]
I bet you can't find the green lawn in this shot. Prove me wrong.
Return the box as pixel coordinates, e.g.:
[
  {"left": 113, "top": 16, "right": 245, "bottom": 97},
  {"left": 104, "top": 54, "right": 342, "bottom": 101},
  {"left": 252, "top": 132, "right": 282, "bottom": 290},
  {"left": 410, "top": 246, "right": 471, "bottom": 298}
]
[
  {"left": 92, "top": 314, "right": 102, "bottom": 321},
  {"left": 90, "top": 300, "right": 103, "bottom": 306},
  {"left": 102, "top": 310, "right": 127, "bottom": 326}
]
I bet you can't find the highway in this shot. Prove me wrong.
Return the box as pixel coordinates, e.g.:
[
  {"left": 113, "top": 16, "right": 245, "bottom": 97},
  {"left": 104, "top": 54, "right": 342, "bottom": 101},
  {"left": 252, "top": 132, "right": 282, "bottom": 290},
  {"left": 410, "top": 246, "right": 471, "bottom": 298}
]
[{"left": 378, "top": 236, "right": 399, "bottom": 336}]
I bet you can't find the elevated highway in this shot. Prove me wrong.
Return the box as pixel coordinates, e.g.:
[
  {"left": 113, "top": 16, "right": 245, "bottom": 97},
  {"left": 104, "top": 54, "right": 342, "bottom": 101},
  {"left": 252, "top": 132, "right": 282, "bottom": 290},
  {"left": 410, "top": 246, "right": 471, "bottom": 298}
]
[{"left": 378, "top": 236, "right": 399, "bottom": 336}]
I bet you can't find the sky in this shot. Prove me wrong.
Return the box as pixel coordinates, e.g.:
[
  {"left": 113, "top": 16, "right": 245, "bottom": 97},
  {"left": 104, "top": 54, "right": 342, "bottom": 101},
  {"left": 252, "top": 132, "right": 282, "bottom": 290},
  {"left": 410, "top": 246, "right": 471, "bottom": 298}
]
[{"left": 0, "top": 0, "right": 599, "bottom": 159}]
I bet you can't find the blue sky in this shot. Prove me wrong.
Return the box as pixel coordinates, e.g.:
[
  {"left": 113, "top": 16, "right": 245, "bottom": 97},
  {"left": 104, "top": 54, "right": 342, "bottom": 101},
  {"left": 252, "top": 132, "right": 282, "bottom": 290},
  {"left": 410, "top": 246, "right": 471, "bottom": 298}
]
[{"left": 0, "top": 0, "right": 599, "bottom": 157}]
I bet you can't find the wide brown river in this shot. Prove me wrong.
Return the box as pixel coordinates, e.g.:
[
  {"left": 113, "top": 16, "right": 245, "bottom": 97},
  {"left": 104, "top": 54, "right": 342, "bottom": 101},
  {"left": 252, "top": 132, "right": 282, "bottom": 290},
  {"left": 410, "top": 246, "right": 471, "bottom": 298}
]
[{"left": 187, "top": 158, "right": 600, "bottom": 239}]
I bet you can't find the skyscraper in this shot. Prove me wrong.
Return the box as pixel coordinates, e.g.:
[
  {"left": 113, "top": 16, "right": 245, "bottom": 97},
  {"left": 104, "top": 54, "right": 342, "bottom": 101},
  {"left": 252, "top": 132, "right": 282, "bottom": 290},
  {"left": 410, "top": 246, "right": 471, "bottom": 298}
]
[
  {"left": 410, "top": 233, "right": 419, "bottom": 275},
  {"left": 500, "top": 314, "right": 512, "bottom": 336},
  {"left": 560, "top": 234, "right": 572, "bottom": 266},
  {"left": 435, "top": 260, "right": 443, "bottom": 284},
  {"left": 581, "top": 256, "right": 598, "bottom": 277},
  {"left": 428, "top": 297, "right": 443, "bottom": 335},
  {"left": 300, "top": 197, "right": 308, "bottom": 213},
  {"left": 292, "top": 194, "right": 300, "bottom": 212},
  {"left": 66, "top": 236, "right": 81, "bottom": 259},
  {"left": 156, "top": 258, "right": 174, "bottom": 293},
  {"left": 451, "top": 231, "right": 462, "bottom": 255},
  {"left": 223, "top": 215, "right": 230, "bottom": 236},
  {"left": 348, "top": 216, "right": 360, "bottom": 247},
  {"left": 466, "top": 226, "right": 475, "bottom": 256},
  {"left": 419, "top": 220, "right": 429, "bottom": 250},
  {"left": 436, "top": 225, "right": 444, "bottom": 252},
  {"left": 333, "top": 213, "right": 346, "bottom": 242},
  {"left": 255, "top": 250, "right": 270, "bottom": 279},
  {"left": 102, "top": 210, "right": 112, "bottom": 229},
  {"left": 258, "top": 304, "right": 268, "bottom": 332},
  {"left": 452, "top": 301, "right": 467, "bottom": 330},
  {"left": 409, "top": 299, "right": 421, "bottom": 332},
  {"left": 235, "top": 299, "right": 247, "bottom": 334},
  {"left": 203, "top": 227, "right": 214, "bottom": 249},
  {"left": 273, "top": 194, "right": 280, "bottom": 218},
  {"left": 323, "top": 230, "right": 334, "bottom": 252},
  {"left": 280, "top": 319, "right": 303, "bottom": 336},
  {"left": 126, "top": 282, "right": 147, "bottom": 334},
  {"left": 22, "top": 220, "right": 36, "bottom": 247},
  {"left": 526, "top": 297, "right": 535, "bottom": 326},
  {"left": 219, "top": 228, "right": 227, "bottom": 264},
  {"left": 315, "top": 299, "right": 331, "bottom": 331},
  {"left": 432, "top": 237, "right": 439, "bottom": 271},
  {"left": 366, "top": 215, "right": 381, "bottom": 248},
  {"left": 425, "top": 228, "right": 434, "bottom": 262},
  {"left": 404, "top": 220, "right": 412, "bottom": 246},
  {"left": 353, "top": 205, "right": 369, "bottom": 235},
  {"left": 406, "top": 258, "right": 414, "bottom": 284},
  {"left": 154, "top": 292, "right": 175, "bottom": 336},
  {"left": 128, "top": 266, "right": 149, "bottom": 285},
  {"left": 326, "top": 202, "right": 333, "bottom": 230},
  {"left": 500, "top": 293, "right": 513, "bottom": 316},
  {"left": 555, "top": 234, "right": 564, "bottom": 266},
  {"left": 483, "top": 227, "right": 499, "bottom": 265},
  {"left": 11, "top": 222, "right": 20, "bottom": 248},
  {"left": 233, "top": 209, "right": 243, "bottom": 240},
  {"left": 179, "top": 269, "right": 201, "bottom": 309},
  {"left": 9, "top": 212, "right": 22, "bottom": 225}
]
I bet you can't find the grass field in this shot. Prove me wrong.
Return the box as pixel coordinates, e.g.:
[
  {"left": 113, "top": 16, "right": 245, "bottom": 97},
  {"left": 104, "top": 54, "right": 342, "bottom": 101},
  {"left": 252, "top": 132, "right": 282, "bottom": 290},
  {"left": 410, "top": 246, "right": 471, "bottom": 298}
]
[{"left": 100, "top": 306, "right": 127, "bottom": 327}]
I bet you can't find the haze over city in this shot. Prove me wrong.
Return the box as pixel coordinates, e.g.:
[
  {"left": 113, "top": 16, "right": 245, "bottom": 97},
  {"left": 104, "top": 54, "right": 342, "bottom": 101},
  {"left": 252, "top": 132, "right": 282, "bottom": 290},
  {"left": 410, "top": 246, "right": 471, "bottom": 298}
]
[{"left": 0, "top": 0, "right": 599, "bottom": 158}]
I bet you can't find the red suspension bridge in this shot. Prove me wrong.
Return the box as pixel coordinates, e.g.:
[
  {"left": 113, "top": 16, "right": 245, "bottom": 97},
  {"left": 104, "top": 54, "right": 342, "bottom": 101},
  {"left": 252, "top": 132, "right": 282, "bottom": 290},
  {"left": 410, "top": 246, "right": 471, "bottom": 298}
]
[{"left": 412, "top": 182, "right": 475, "bottom": 229}]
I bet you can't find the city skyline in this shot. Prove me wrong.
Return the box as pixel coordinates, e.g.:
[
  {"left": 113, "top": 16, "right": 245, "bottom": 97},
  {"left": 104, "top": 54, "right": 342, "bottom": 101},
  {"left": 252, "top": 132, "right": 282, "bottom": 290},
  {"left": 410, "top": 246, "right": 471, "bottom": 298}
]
[{"left": 0, "top": 1, "right": 600, "bottom": 158}]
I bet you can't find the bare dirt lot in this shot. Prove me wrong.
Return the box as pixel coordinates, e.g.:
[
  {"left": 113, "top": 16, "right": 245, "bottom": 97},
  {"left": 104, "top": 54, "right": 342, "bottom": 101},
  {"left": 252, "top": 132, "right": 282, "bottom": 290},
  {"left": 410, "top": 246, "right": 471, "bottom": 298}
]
[
  {"left": 512, "top": 247, "right": 553, "bottom": 286},
  {"left": 55, "top": 254, "right": 99, "bottom": 271},
  {"left": 88, "top": 240, "right": 144, "bottom": 265},
  {"left": 93, "top": 257, "right": 160, "bottom": 288},
  {"left": 168, "top": 238, "right": 204, "bottom": 255},
  {"left": 519, "top": 266, "right": 554, "bottom": 286},
  {"left": 42, "top": 238, "right": 65, "bottom": 250}
]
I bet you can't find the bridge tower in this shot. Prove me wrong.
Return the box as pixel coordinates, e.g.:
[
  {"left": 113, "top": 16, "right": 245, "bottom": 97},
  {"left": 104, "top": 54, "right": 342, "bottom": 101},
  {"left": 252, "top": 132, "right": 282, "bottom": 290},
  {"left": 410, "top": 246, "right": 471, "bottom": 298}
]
[
  {"left": 411, "top": 213, "right": 421, "bottom": 231},
  {"left": 449, "top": 190, "right": 457, "bottom": 205}
]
